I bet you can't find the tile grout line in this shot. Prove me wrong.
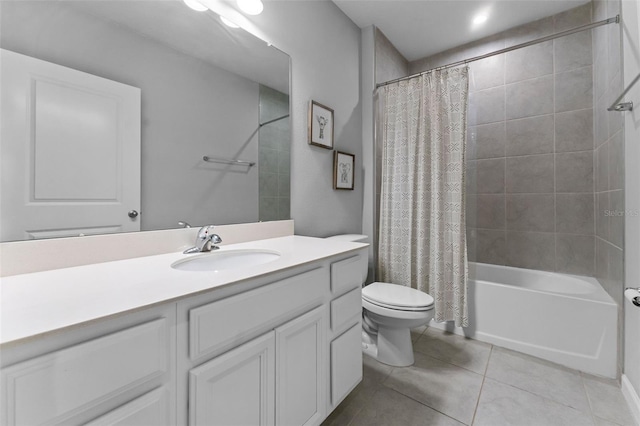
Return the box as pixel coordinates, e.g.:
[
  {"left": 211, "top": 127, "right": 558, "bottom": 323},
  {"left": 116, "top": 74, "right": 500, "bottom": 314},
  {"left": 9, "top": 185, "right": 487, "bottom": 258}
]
[
  {"left": 553, "top": 30, "right": 558, "bottom": 272},
  {"left": 382, "top": 386, "right": 469, "bottom": 426},
  {"left": 488, "top": 350, "right": 600, "bottom": 415},
  {"left": 414, "top": 331, "right": 494, "bottom": 376},
  {"left": 579, "top": 371, "right": 599, "bottom": 426},
  {"left": 470, "top": 344, "right": 494, "bottom": 426},
  {"left": 503, "top": 53, "right": 507, "bottom": 256}
]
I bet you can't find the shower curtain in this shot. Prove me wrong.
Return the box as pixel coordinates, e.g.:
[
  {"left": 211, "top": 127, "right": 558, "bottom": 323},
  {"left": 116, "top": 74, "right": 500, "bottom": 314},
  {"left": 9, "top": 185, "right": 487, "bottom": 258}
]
[{"left": 377, "top": 67, "right": 469, "bottom": 327}]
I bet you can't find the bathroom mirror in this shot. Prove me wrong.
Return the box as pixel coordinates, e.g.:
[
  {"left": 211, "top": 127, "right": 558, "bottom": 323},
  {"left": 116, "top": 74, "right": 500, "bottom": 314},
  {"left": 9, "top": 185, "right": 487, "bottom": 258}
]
[{"left": 0, "top": 0, "right": 291, "bottom": 242}]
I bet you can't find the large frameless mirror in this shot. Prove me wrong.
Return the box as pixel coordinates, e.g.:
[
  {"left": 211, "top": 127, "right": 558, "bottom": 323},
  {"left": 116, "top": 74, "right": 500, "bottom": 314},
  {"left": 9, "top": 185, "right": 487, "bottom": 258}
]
[{"left": 0, "top": 0, "right": 291, "bottom": 242}]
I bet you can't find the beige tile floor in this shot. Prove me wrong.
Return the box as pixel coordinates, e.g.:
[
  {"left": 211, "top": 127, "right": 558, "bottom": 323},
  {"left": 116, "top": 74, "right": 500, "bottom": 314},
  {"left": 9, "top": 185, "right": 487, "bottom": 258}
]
[{"left": 323, "top": 327, "right": 637, "bottom": 426}]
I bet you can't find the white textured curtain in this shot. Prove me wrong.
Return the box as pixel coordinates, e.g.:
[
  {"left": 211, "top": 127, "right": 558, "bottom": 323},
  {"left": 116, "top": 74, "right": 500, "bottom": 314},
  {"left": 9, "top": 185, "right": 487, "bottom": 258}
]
[{"left": 377, "top": 67, "right": 469, "bottom": 327}]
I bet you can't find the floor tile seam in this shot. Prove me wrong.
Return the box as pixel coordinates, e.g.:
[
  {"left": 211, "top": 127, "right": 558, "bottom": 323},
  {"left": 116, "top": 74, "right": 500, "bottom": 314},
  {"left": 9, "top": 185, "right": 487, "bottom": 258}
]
[
  {"left": 469, "top": 344, "right": 494, "bottom": 426},
  {"left": 482, "top": 344, "right": 494, "bottom": 377},
  {"left": 382, "top": 385, "right": 470, "bottom": 426},
  {"left": 579, "top": 371, "right": 599, "bottom": 424},
  {"left": 342, "top": 398, "right": 368, "bottom": 426},
  {"left": 411, "top": 347, "right": 488, "bottom": 377},
  {"left": 483, "top": 374, "right": 594, "bottom": 416},
  {"left": 470, "top": 370, "right": 488, "bottom": 426},
  {"left": 341, "top": 385, "right": 382, "bottom": 426},
  {"left": 578, "top": 370, "right": 627, "bottom": 426},
  {"left": 593, "top": 415, "right": 626, "bottom": 426}
]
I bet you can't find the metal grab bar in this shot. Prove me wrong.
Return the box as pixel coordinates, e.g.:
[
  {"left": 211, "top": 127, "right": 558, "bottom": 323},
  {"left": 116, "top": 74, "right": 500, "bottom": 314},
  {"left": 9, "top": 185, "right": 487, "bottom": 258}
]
[
  {"left": 259, "top": 114, "right": 289, "bottom": 127},
  {"left": 608, "top": 72, "right": 640, "bottom": 112},
  {"left": 202, "top": 156, "right": 256, "bottom": 167}
]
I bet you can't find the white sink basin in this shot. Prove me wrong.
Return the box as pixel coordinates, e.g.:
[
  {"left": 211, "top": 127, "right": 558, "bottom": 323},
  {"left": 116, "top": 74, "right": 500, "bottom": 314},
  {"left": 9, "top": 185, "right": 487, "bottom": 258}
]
[{"left": 171, "top": 249, "right": 281, "bottom": 272}]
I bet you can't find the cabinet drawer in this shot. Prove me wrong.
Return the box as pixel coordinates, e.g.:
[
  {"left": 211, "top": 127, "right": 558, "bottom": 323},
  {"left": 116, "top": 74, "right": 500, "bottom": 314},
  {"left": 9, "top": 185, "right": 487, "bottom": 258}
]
[
  {"left": 86, "top": 387, "right": 169, "bottom": 426},
  {"left": 1, "top": 318, "right": 169, "bottom": 426},
  {"left": 330, "top": 323, "right": 362, "bottom": 407},
  {"left": 330, "top": 255, "right": 362, "bottom": 295},
  {"left": 330, "top": 287, "right": 361, "bottom": 332},
  {"left": 190, "top": 268, "right": 327, "bottom": 360}
]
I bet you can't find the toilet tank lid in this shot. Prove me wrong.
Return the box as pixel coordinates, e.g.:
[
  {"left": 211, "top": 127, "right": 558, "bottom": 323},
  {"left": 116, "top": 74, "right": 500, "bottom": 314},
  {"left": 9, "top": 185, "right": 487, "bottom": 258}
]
[{"left": 325, "top": 234, "right": 369, "bottom": 243}]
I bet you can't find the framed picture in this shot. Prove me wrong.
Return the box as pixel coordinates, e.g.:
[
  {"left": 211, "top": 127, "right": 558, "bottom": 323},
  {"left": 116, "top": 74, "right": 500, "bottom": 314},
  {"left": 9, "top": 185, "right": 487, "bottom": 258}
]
[
  {"left": 333, "top": 151, "right": 355, "bottom": 190},
  {"left": 308, "top": 100, "right": 334, "bottom": 149}
]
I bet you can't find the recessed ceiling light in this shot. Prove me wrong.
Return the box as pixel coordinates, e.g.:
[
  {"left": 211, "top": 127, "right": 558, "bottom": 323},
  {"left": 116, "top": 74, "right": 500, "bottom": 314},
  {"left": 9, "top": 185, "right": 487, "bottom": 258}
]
[
  {"left": 472, "top": 13, "right": 488, "bottom": 26},
  {"left": 220, "top": 16, "right": 240, "bottom": 28},
  {"left": 237, "top": 0, "right": 264, "bottom": 15},
  {"left": 183, "top": 0, "right": 208, "bottom": 12}
]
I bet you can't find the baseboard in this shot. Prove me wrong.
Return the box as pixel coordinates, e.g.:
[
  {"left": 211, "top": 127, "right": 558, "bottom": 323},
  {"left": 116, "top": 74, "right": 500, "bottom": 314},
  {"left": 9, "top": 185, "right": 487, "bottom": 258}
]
[{"left": 622, "top": 374, "right": 640, "bottom": 426}]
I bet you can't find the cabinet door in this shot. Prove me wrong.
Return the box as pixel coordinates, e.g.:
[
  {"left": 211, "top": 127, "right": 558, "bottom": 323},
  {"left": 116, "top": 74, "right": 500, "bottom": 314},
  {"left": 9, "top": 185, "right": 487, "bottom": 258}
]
[
  {"left": 275, "top": 306, "right": 326, "bottom": 426},
  {"left": 330, "top": 323, "right": 362, "bottom": 408},
  {"left": 189, "top": 331, "right": 275, "bottom": 426}
]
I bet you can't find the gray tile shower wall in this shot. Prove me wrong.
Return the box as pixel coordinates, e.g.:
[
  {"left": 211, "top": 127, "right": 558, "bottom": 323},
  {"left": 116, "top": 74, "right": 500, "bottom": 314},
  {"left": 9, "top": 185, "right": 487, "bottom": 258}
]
[
  {"left": 259, "top": 85, "right": 291, "bottom": 221},
  {"left": 593, "top": 0, "right": 624, "bottom": 307},
  {"left": 411, "top": 4, "right": 597, "bottom": 276}
]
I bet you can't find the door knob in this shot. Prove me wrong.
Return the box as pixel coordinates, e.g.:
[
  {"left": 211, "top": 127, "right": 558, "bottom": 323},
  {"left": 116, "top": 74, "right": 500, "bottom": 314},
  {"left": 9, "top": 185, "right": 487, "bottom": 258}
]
[{"left": 128, "top": 210, "right": 139, "bottom": 218}]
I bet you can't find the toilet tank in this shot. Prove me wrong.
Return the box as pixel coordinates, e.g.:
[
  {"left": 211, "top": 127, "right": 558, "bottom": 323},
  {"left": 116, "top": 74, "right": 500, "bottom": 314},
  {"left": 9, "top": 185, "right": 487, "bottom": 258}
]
[
  {"left": 326, "top": 234, "right": 369, "bottom": 282},
  {"left": 325, "top": 234, "right": 369, "bottom": 243}
]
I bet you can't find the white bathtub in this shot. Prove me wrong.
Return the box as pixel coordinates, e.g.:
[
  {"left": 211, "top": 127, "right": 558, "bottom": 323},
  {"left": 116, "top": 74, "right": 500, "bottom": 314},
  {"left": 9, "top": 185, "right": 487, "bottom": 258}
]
[{"left": 431, "top": 262, "right": 618, "bottom": 378}]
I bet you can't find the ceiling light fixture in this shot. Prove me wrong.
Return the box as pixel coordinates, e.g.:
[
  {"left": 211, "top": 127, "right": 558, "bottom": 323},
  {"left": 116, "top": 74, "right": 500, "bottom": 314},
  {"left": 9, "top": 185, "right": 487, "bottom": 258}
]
[
  {"left": 183, "top": 0, "right": 208, "bottom": 12},
  {"left": 471, "top": 10, "right": 490, "bottom": 29},
  {"left": 237, "top": 0, "right": 264, "bottom": 15},
  {"left": 472, "top": 13, "right": 488, "bottom": 26},
  {"left": 220, "top": 16, "right": 240, "bottom": 28}
]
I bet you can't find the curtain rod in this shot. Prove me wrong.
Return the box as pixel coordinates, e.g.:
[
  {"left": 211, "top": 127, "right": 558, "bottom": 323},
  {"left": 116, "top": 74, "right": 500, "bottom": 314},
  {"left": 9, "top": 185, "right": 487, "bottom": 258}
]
[{"left": 377, "top": 15, "right": 619, "bottom": 89}]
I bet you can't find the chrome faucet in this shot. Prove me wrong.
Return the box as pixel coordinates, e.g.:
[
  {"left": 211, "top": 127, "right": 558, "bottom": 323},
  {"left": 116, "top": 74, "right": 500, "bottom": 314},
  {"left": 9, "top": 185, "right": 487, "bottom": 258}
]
[{"left": 183, "top": 225, "right": 222, "bottom": 254}]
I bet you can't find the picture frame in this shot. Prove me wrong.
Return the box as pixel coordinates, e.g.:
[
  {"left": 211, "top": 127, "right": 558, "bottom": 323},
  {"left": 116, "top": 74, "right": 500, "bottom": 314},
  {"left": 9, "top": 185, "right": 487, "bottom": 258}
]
[
  {"left": 308, "top": 100, "right": 334, "bottom": 149},
  {"left": 333, "top": 150, "right": 355, "bottom": 190}
]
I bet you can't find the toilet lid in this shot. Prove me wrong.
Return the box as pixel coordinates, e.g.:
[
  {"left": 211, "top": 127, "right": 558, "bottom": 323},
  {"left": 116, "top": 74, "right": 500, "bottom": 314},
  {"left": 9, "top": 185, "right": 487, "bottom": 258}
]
[{"left": 362, "top": 282, "right": 434, "bottom": 310}]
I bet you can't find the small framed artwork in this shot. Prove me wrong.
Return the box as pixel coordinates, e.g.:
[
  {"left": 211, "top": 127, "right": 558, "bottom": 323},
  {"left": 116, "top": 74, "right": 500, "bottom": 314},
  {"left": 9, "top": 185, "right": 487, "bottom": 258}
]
[
  {"left": 308, "top": 100, "right": 334, "bottom": 149},
  {"left": 333, "top": 150, "right": 355, "bottom": 190}
]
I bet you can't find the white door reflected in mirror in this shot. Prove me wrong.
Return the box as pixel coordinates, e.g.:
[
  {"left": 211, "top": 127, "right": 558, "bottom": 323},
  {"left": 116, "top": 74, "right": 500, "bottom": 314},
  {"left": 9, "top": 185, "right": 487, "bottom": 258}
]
[{"left": 0, "top": 49, "right": 141, "bottom": 242}]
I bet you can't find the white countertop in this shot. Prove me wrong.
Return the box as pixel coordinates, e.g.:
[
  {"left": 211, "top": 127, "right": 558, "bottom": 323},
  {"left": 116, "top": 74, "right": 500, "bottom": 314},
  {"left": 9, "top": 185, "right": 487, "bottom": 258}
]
[{"left": 0, "top": 236, "right": 367, "bottom": 346}]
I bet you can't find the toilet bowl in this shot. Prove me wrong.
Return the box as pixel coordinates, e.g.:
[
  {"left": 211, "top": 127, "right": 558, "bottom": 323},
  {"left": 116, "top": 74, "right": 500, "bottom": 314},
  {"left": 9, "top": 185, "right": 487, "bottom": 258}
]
[
  {"left": 326, "top": 234, "right": 434, "bottom": 367},
  {"left": 362, "top": 282, "right": 434, "bottom": 366}
]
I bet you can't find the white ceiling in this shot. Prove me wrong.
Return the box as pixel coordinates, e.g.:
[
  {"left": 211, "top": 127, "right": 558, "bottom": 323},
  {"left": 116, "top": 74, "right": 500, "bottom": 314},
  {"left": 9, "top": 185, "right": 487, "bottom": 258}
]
[
  {"left": 67, "top": 0, "right": 290, "bottom": 93},
  {"left": 333, "top": 0, "right": 591, "bottom": 61}
]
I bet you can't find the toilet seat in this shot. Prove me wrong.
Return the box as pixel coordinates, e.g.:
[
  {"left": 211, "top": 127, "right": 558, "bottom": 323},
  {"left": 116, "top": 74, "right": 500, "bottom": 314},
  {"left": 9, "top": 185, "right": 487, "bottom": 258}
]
[{"left": 362, "top": 282, "right": 434, "bottom": 312}]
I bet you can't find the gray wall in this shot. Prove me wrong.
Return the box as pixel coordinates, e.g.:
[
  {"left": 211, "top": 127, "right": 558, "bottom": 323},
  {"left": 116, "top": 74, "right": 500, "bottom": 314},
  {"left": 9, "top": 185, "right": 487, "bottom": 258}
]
[
  {"left": 251, "top": 1, "right": 363, "bottom": 237},
  {"left": 1, "top": 1, "right": 262, "bottom": 231},
  {"left": 621, "top": 0, "right": 640, "bottom": 402},
  {"left": 375, "top": 29, "right": 409, "bottom": 85},
  {"left": 372, "top": 28, "right": 410, "bottom": 281},
  {"left": 593, "top": 0, "right": 625, "bottom": 305},
  {"left": 411, "top": 4, "right": 598, "bottom": 276},
  {"left": 361, "top": 25, "right": 377, "bottom": 283}
]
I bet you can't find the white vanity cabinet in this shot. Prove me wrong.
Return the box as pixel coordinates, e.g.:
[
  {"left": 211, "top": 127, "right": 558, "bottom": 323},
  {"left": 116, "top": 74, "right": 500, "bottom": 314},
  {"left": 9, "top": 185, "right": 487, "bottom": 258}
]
[
  {"left": 179, "top": 252, "right": 365, "bottom": 426},
  {"left": 188, "top": 306, "right": 326, "bottom": 426},
  {"left": 178, "top": 266, "right": 330, "bottom": 426},
  {"left": 0, "top": 240, "right": 367, "bottom": 426},
  {"left": 327, "top": 256, "right": 363, "bottom": 409},
  {"left": 0, "top": 305, "right": 176, "bottom": 426}
]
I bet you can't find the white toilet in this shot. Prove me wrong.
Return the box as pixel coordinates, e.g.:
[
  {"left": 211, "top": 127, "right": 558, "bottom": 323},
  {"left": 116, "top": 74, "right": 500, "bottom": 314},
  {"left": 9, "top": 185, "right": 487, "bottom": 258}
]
[{"left": 326, "top": 234, "right": 434, "bottom": 367}]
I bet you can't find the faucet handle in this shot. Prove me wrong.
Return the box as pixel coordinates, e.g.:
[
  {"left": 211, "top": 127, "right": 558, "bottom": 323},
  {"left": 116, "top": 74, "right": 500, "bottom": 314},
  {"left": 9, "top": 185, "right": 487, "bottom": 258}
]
[
  {"left": 196, "top": 225, "right": 215, "bottom": 239},
  {"left": 183, "top": 225, "right": 220, "bottom": 254},
  {"left": 196, "top": 225, "right": 222, "bottom": 251}
]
